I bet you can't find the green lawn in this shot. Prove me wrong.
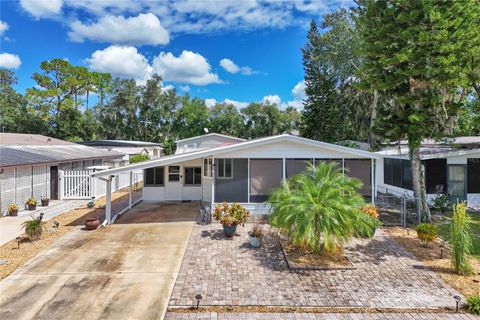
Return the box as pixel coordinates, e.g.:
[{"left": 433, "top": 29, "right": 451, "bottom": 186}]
[{"left": 435, "top": 211, "right": 480, "bottom": 260}]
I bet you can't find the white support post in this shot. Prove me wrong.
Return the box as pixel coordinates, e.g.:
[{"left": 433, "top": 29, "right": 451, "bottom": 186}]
[
  {"left": 129, "top": 171, "right": 133, "bottom": 209},
  {"left": 282, "top": 158, "right": 286, "bottom": 182},
  {"left": 247, "top": 158, "right": 251, "bottom": 203},
  {"left": 371, "top": 159, "right": 376, "bottom": 204},
  {"left": 106, "top": 176, "right": 112, "bottom": 224},
  {"left": 211, "top": 158, "right": 215, "bottom": 206},
  {"left": 59, "top": 170, "right": 64, "bottom": 200}
]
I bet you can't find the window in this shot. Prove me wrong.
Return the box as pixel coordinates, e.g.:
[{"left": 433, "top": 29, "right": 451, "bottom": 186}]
[
  {"left": 203, "top": 158, "right": 213, "bottom": 177},
  {"left": 383, "top": 158, "right": 412, "bottom": 190},
  {"left": 145, "top": 167, "right": 164, "bottom": 186},
  {"left": 425, "top": 159, "right": 447, "bottom": 193},
  {"left": 168, "top": 166, "right": 180, "bottom": 182},
  {"left": 216, "top": 158, "right": 233, "bottom": 178},
  {"left": 468, "top": 158, "right": 480, "bottom": 193},
  {"left": 185, "top": 167, "right": 202, "bottom": 185}
]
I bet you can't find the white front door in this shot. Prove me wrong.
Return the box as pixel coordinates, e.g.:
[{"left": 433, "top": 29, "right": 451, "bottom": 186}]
[{"left": 166, "top": 165, "right": 183, "bottom": 200}]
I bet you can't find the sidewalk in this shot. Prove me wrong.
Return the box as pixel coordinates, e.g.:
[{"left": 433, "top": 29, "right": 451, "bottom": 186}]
[{"left": 0, "top": 199, "right": 87, "bottom": 247}]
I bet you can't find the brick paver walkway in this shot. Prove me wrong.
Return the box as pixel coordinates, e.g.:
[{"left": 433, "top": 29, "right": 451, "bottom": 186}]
[
  {"left": 165, "top": 312, "right": 478, "bottom": 319},
  {"left": 169, "top": 224, "right": 462, "bottom": 309}
]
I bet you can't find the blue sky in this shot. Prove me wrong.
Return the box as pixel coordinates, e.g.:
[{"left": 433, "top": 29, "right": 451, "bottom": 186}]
[{"left": 0, "top": 0, "right": 353, "bottom": 109}]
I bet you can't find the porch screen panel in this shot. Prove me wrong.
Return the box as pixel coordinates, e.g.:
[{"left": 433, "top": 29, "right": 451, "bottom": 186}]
[
  {"left": 215, "top": 159, "right": 248, "bottom": 202},
  {"left": 250, "top": 159, "right": 282, "bottom": 203},
  {"left": 0, "top": 168, "right": 15, "bottom": 215},
  {"left": 344, "top": 159, "right": 371, "bottom": 196},
  {"left": 286, "top": 159, "right": 312, "bottom": 178},
  {"left": 467, "top": 159, "right": 480, "bottom": 193},
  {"left": 32, "top": 165, "right": 47, "bottom": 200},
  {"left": 16, "top": 166, "right": 32, "bottom": 208},
  {"left": 425, "top": 159, "right": 447, "bottom": 193}
]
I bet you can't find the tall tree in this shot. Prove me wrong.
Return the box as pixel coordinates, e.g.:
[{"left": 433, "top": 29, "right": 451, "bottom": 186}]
[
  {"left": 209, "top": 103, "right": 245, "bottom": 137},
  {"left": 242, "top": 102, "right": 281, "bottom": 138},
  {"left": 357, "top": 0, "right": 480, "bottom": 218},
  {"left": 175, "top": 94, "right": 210, "bottom": 139}
]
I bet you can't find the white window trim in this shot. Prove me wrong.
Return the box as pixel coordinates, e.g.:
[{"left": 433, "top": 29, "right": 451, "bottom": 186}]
[
  {"left": 184, "top": 167, "right": 202, "bottom": 186},
  {"left": 216, "top": 158, "right": 234, "bottom": 179}
]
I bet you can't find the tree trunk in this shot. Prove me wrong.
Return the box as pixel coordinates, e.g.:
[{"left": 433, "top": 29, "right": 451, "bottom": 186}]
[
  {"left": 369, "top": 89, "right": 379, "bottom": 149},
  {"left": 410, "top": 142, "right": 430, "bottom": 222}
]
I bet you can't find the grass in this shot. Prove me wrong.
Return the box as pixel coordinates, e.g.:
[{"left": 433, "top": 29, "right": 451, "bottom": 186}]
[{"left": 435, "top": 210, "right": 480, "bottom": 260}]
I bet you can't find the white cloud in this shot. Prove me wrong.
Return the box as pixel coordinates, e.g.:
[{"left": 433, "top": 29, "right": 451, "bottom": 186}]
[
  {"left": 20, "top": 0, "right": 62, "bottom": 19},
  {"left": 205, "top": 98, "right": 217, "bottom": 108},
  {"left": 219, "top": 58, "right": 256, "bottom": 75},
  {"left": 86, "top": 45, "right": 152, "bottom": 83},
  {"left": 262, "top": 94, "right": 282, "bottom": 105},
  {"left": 286, "top": 80, "right": 306, "bottom": 109},
  {"left": 0, "top": 53, "right": 22, "bottom": 69},
  {"left": 68, "top": 13, "right": 169, "bottom": 46},
  {"left": 152, "top": 50, "right": 222, "bottom": 86},
  {"left": 180, "top": 85, "right": 190, "bottom": 92},
  {"left": 161, "top": 84, "right": 175, "bottom": 93},
  {"left": 224, "top": 98, "right": 249, "bottom": 109},
  {"left": 0, "top": 21, "right": 8, "bottom": 36}
]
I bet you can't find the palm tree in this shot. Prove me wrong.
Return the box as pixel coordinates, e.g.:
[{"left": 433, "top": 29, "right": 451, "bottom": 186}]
[{"left": 269, "top": 162, "right": 376, "bottom": 253}]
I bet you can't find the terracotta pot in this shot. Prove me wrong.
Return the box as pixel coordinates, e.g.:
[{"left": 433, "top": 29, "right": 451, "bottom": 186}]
[
  {"left": 27, "top": 204, "right": 36, "bottom": 211},
  {"left": 85, "top": 217, "right": 100, "bottom": 230},
  {"left": 9, "top": 209, "right": 18, "bottom": 216},
  {"left": 41, "top": 199, "right": 49, "bottom": 207},
  {"left": 222, "top": 224, "right": 237, "bottom": 238}
]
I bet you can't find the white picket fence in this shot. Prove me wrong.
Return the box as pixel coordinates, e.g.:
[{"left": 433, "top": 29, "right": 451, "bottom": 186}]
[{"left": 60, "top": 170, "right": 143, "bottom": 200}]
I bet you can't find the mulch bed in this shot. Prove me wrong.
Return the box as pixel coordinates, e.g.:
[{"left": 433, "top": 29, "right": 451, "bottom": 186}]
[
  {"left": 280, "top": 241, "right": 355, "bottom": 271},
  {"left": 384, "top": 226, "right": 480, "bottom": 297},
  {"left": 0, "top": 190, "right": 136, "bottom": 281}
]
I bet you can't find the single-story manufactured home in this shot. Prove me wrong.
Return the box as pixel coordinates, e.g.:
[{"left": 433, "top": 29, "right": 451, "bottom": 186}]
[
  {"left": 91, "top": 133, "right": 380, "bottom": 222},
  {"left": 376, "top": 136, "right": 480, "bottom": 208},
  {"left": 0, "top": 133, "right": 124, "bottom": 215}
]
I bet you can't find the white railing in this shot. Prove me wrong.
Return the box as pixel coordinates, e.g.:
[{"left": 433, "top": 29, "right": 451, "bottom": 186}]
[{"left": 60, "top": 170, "right": 143, "bottom": 200}]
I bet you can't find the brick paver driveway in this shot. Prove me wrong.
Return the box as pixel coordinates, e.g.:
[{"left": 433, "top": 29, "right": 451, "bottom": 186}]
[{"left": 168, "top": 224, "right": 463, "bottom": 311}]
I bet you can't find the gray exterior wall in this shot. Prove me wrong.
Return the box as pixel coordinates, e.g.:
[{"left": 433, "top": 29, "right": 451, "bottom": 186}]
[{"left": 214, "top": 158, "right": 248, "bottom": 202}]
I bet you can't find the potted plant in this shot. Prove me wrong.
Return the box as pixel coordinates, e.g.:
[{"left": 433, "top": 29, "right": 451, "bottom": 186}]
[
  {"left": 213, "top": 202, "right": 250, "bottom": 238},
  {"left": 7, "top": 203, "right": 19, "bottom": 216},
  {"left": 249, "top": 222, "right": 263, "bottom": 248},
  {"left": 22, "top": 214, "right": 44, "bottom": 241},
  {"left": 415, "top": 223, "right": 437, "bottom": 246},
  {"left": 41, "top": 196, "right": 49, "bottom": 207},
  {"left": 85, "top": 216, "right": 100, "bottom": 230},
  {"left": 25, "top": 197, "right": 37, "bottom": 211}
]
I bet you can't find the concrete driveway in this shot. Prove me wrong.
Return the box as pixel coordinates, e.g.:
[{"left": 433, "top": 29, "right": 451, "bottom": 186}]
[{"left": 0, "top": 201, "right": 198, "bottom": 320}]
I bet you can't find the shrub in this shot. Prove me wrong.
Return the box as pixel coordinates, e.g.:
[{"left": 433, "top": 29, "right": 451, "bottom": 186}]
[
  {"left": 269, "top": 162, "right": 375, "bottom": 253},
  {"left": 415, "top": 223, "right": 437, "bottom": 245},
  {"left": 432, "top": 193, "right": 450, "bottom": 212},
  {"left": 450, "top": 203, "right": 474, "bottom": 275},
  {"left": 213, "top": 202, "right": 250, "bottom": 227},
  {"left": 22, "top": 215, "right": 44, "bottom": 241},
  {"left": 361, "top": 203, "right": 378, "bottom": 219},
  {"left": 250, "top": 222, "right": 263, "bottom": 238},
  {"left": 466, "top": 295, "right": 480, "bottom": 315},
  {"left": 129, "top": 154, "right": 150, "bottom": 163}
]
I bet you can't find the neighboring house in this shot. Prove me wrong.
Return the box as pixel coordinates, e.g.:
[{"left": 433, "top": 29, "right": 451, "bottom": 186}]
[
  {"left": 92, "top": 133, "right": 379, "bottom": 219},
  {"left": 175, "top": 133, "right": 246, "bottom": 154},
  {"left": 376, "top": 136, "right": 480, "bottom": 208},
  {"left": 80, "top": 140, "right": 164, "bottom": 166},
  {"left": 0, "top": 133, "right": 124, "bottom": 215}
]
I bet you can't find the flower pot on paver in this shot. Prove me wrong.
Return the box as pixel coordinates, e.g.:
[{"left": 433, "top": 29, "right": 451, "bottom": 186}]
[
  {"left": 41, "top": 198, "right": 49, "bottom": 207},
  {"left": 248, "top": 223, "right": 263, "bottom": 248},
  {"left": 25, "top": 197, "right": 37, "bottom": 211},
  {"left": 85, "top": 216, "right": 100, "bottom": 230},
  {"left": 223, "top": 224, "right": 237, "bottom": 238},
  {"left": 27, "top": 204, "right": 36, "bottom": 211},
  {"left": 7, "top": 203, "right": 19, "bottom": 216}
]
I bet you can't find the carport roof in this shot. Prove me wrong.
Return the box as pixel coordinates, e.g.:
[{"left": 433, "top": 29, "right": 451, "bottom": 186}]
[{"left": 91, "top": 134, "right": 380, "bottom": 178}]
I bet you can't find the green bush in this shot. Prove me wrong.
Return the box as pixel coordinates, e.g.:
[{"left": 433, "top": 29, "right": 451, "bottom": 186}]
[
  {"left": 129, "top": 154, "right": 149, "bottom": 163},
  {"left": 450, "top": 203, "right": 474, "bottom": 275},
  {"left": 269, "top": 162, "right": 374, "bottom": 253},
  {"left": 415, "top": 223, "right": 437, "bottom": 245},
  {"left": 431, "top": 193, "right": 450, "bottom": 212},
  {"left": 466, "top": 295, "right": 480, "bottom": 315}
]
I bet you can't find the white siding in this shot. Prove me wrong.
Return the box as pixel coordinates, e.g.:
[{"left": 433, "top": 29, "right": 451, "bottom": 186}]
[
  {"left": 0, "top": 168, "right": 15, "bottom": 215},
  {"left": 16, "top": 167, "right": 32, "bottom": 209},
  {"left": 32, "top": 165, "right": 48, "bottom": 200},
  {"left": 143, "top": 187, "right": 166, "bottom": 202}
]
